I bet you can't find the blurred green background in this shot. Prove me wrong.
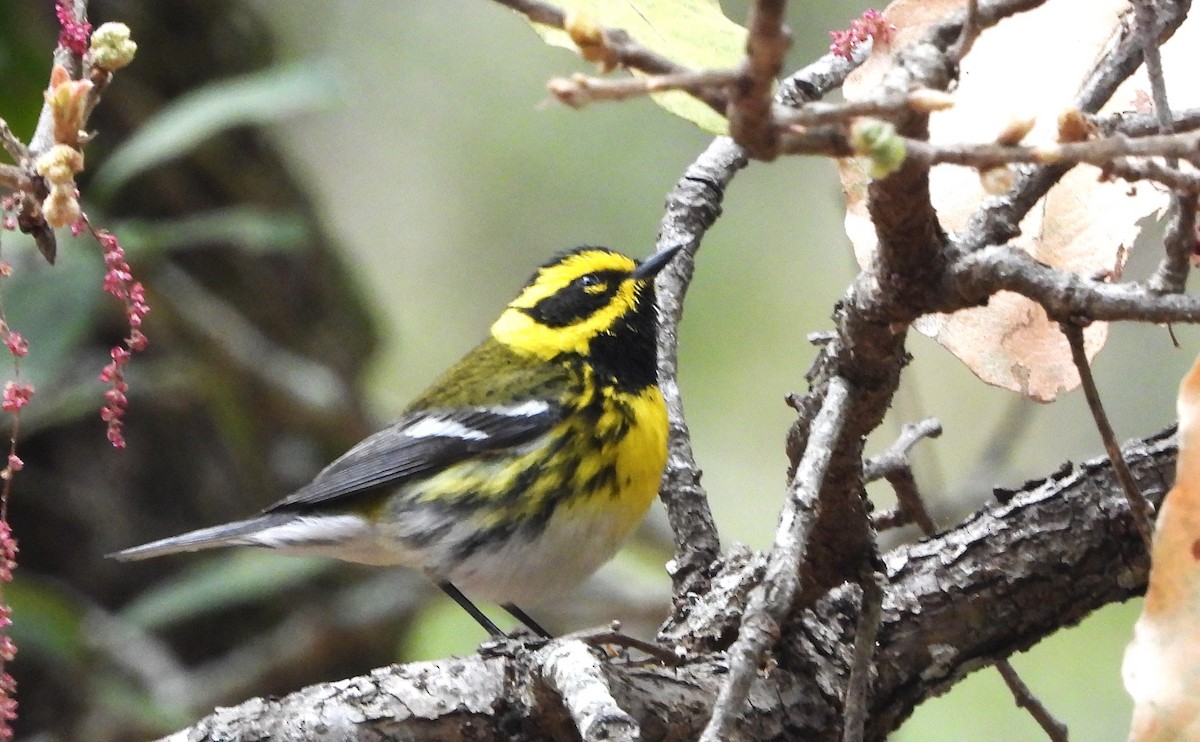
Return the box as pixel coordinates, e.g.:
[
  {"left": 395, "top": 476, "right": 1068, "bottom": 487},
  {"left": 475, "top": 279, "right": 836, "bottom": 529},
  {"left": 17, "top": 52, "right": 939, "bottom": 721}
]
[{"left": 1, "top": 1, "right": 1191, "bottom": 739}]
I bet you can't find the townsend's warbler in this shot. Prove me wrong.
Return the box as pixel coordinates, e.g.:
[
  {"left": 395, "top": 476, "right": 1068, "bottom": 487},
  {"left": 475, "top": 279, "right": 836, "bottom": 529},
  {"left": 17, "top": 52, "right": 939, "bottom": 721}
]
[{"left": 112, "top": 244, "right": 682, "bottom": 637}]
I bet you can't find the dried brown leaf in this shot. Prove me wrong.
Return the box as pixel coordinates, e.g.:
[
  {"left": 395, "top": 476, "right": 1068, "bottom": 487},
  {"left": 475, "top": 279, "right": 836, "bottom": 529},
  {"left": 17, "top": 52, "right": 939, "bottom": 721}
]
[
  {"left": 837, "top": 0, "right": 1179, "bottom": 402},
  {"left": 1123, "top": 352, "right": 1200, "bottom": 740}
]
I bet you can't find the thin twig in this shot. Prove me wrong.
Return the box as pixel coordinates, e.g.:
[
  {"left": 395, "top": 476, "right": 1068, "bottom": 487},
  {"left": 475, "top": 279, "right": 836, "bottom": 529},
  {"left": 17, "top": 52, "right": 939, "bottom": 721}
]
[
  {"left": 1132, "top": 0, "right": 1173, "bottom": 135},
  {"left": 773, "top": 78, "right": 1200, "bottom": 173},
  {"left": 574, "top": 628, "right": 680, "bottom": 666},
  {"left": 864, "top": 418, "right": 942, "bottom": 534},
  {"left": 491, "top": 0, "right": 728, "bottom": 115},
  {"left": 700, "top": 377, "right": 853, "bottom": 742},
  {"left": 1102, "top": 108, "right": 1200, "bottom": 137},
  {"left": 29, "top": 0, "right": 89, "bottom": 156},
  {"left": 655, "top": 44, "right": 877, "bottom": 600},
  {"left": 956, "top": 0, "right": 1190, "bottom": 253},
  {"left": 862, "top": 418, "right": 943, "bottom": 482},
  {"left": 871, "top": 505, "right": 914, "bottom": 531},
  {"left": 0, "top": 121, "right": 26, "bottom": 164},
  {"left": 1104, "top": 160, "right": 1200, "bottom": 194},
  {"left": 1148, "top": 193, "right": 1199, "bottom": 291},
  {"left": 927, "top": 0, "right": 1048, "bottom": 46},
  {"left": 1130, "top": 0, "right": 1192, "bottom": 295},
  {"left": 776, "top": 89, "right": 953, "bottom": 129},
  {"left": 842, "top": 572, "right": 885, "bottom": 742},
  {"left": 729, "top": 0, "right": 790, "bottom": 160},
  {"left": 775, "top": 44, "right": 869, "bottom": 109},
  {"left": 1061, "top": 321, "right": 1154, "bottom": 549},
  {"left": 900, "top": 129, "right": 1200, "bottom": 170},
  {"left": 946, "top": 0, "right": 981, "bottom": 62},
  {"left": 995, "top": 660, "right": 1070, "bottom": 742},
  {"left": 547, "top": 69, "right": 739, "bottom": 109},
  {"left": 881, "top": 468, "right": 937, "bottom": 536},
  {"left": 0, "top": 165, "right": 31, "bottom": 193}
]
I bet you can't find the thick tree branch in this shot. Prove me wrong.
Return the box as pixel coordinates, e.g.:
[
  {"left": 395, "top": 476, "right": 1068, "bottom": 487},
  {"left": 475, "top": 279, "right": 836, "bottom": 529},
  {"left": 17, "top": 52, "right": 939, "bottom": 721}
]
[{"left": 164, "top": 431, "right": 1176, "bottom": 741}]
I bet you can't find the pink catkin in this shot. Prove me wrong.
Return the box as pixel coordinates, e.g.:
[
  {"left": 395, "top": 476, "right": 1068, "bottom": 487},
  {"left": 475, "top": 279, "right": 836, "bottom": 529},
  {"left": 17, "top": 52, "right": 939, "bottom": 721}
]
[
  {"left": 0, "top": 521, "right": 15, "bottom": 742},
  {"left": 0, "top": 384, "right": 32, "bottom": 415},
  {"left": 0, "top": 522, "right": 16, "bottom": 583},
  {"left": 830, "top": 8, "right": 896, "bottom": 60},
  {"left": 93, "top": 229, "right": 149, "bottom": 448},
  {"left": 3, "top": 335, "right": 26, "bottom": 360},
  {"left": 54, "top": 0, "right": 92, "bottom": 56}
]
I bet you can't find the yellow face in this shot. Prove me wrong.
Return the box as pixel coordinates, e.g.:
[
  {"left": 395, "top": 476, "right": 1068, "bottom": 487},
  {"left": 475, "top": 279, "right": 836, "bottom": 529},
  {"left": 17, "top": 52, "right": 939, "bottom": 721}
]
[{"left": 490, "top": 248, "right": 646, "bottom": 360}]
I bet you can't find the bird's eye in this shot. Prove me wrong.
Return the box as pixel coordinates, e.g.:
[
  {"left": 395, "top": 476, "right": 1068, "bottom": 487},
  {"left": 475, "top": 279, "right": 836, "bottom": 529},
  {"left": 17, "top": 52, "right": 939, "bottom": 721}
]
[{"left": 576, "top": 274, "right": 607, "bottom": 294}]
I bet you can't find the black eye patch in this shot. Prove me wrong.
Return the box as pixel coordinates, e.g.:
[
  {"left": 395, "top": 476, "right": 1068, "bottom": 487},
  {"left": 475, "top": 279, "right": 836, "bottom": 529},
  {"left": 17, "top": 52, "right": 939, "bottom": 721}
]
[{"left": 523, "top": 270, "right": 625, "bottom": 327}]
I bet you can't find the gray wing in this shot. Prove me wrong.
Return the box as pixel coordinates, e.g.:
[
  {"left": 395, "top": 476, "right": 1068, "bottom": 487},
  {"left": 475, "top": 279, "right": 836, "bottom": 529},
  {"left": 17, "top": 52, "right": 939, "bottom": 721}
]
[{"left": 266, "top": 400, "right": 561, "bottom": 513}]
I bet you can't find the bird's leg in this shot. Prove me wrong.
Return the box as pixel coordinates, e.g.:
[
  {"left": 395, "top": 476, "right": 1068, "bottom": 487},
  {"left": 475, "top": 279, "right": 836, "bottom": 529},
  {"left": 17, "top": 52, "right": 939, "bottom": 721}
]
[
  {"left": 501, "top": 603, "right": 552, "bottom": 638},
  {"left": 438, "top": 581, "right": 505, "bottom": 636}
]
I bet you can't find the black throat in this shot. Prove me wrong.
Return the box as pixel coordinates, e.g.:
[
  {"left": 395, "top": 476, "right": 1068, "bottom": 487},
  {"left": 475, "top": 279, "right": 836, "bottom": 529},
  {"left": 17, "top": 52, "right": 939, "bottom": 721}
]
[{"left": 584, "top": 285, "right": 660, "bottom": 393}]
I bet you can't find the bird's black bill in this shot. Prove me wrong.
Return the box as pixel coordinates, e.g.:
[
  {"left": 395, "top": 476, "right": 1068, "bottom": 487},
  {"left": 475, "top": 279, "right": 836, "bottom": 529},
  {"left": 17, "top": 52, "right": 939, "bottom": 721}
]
[
  {"left": 437, "top": 581, "right": 552, "bottom": 638},
  {"left": 631, "top": 244, "right": 684, "bottom": 280}
]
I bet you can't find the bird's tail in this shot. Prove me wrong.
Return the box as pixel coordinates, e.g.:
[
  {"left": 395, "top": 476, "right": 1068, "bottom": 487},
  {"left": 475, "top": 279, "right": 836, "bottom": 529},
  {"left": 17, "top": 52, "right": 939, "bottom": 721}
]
[{"left": 108, "top": 513, "right": 295, "bottom": 561}]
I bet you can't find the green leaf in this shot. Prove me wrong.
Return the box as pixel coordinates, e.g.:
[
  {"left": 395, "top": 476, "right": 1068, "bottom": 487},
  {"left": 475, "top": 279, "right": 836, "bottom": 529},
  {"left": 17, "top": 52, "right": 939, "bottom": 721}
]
[
  {"left": 91, "top": 59, "right": 341, "bottom": 200},
  {"left": 119, "top": 551, "right": 333, "bottom": 629},
  {"left": 113, "top": 207, "right": 310, "bottom": 260},
  {"left": 523, "top": 0, "right": 745, "bottom": 133},
  {"left": 0, "top": 240, "right": 104, "bottom": 397},
  {"left": 8, "top": 574, "right": 87, "bottom": 663}
]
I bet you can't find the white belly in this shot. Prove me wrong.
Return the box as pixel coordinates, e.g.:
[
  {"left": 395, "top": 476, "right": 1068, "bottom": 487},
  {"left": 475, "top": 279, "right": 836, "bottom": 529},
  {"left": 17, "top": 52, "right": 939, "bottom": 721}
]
[{"left": 438, "top": 502, "right": 635, "bottom": 605}]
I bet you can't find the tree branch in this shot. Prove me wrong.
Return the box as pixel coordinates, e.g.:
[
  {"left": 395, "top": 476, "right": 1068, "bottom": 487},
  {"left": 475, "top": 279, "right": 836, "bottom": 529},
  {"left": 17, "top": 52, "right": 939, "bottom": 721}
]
[
  {"left": 163, "top": 431, "right": 1177, "bottom": 741},
  {"left": 957, "top": 0, "right": 1191, "bottom": 252},
  {"left": 995, "top": 660, "right": 1070, "bottom": 741},
  {"left": 1063, "top": 321, "right": 1155, "bottom": 549},
  {"left": 701, "top": 377, "right": 852, "bottom": 742},
  {"left": 652, "top": 29, "right": 870, "bottom": 602},
  {"left": 492, "top": 0, "right": 729, "bottom": 115},
  {"left": 948, "top": 246, "right": 1200, "bottom": 323},
  {"left": 654, "top": 136, "right": 743, "bottom": 600}
]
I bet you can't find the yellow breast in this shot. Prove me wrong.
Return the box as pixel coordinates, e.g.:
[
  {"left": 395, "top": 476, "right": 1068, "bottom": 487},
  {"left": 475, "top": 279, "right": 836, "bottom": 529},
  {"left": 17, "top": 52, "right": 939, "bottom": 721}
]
[{"left": 568, "top": 381, "right": 668, "bottom": 538}]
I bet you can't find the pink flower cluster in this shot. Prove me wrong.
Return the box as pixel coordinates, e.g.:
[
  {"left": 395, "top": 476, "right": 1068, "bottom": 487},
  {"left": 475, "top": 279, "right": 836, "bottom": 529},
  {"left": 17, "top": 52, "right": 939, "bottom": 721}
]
[
  {"left": 0, "top": 670, "right": 13, "bottom": 742},
  {"left": 2, "top": 335, "right": 25, "bottom": 360},
  {"left": 0, "top": 384, "right": 31, "bottom": 415},
  {"left": 829, "top": 9, "right": 895, "bottom": 60},
  {"left": 55, "top": 0, "right": 92, "bottom": 56},
  {"left": 0, "top": 520, "right": 15, "bottom": 742},
  {"left": 95, "top": 228, "right": 148, "bottom": 448},
  {"left": 0, "top": 523, "right": 15, "bottom": 591}
]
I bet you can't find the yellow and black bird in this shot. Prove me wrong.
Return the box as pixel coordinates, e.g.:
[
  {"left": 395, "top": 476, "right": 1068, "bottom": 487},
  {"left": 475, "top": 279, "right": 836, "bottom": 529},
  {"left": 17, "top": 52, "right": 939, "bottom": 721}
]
[{"left": 112, "top": 245, "right": 682, "bottom": 637}]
